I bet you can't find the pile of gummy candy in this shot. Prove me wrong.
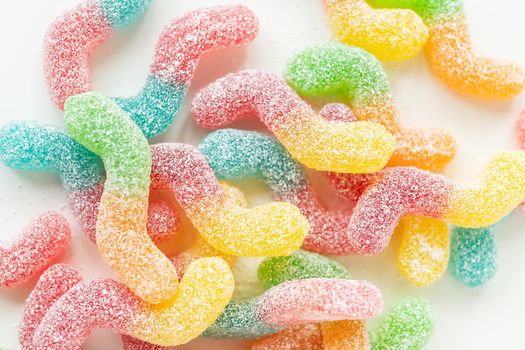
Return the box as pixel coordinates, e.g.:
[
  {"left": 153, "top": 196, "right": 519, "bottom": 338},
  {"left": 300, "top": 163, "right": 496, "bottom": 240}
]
[{"left": 1, "top": 0, "right": 524, "bottom": 349}]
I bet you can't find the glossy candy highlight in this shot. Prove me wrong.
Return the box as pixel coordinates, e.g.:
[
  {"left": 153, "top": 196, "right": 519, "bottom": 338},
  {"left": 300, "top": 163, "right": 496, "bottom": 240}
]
[
  {"left": 286, "top": 44, "right": 456, "bottom": 170},
  {"left": 192, "top": 69, "right": 396, "bottom": 173},
  {"left": 324, "top": 0, "right": 428, "bottom": 61}
]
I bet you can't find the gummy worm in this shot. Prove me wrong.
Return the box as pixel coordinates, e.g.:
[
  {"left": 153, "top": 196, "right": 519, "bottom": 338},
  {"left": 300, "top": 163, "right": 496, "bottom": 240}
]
[
  {"left": 192, "top": 69, "right": 396, "bottom": 174},
  {"left": 286, "top": 44, "right": 456, "bottom": 171},
  {"left": 0, "top": 121, "right": 179, "bottom": 244},
  {"left": 206, "top": 250, "right": 381, "bottom": 339},
  {"left": 33, "top": 257, "right": 234, "bottom": 349},
  {"left": 324, "top": 0, "right": 428, "bottom": 61},
  {"left": 64, "top": 91, "right": 179, "bottom": 304},
  {"left": 449, "top": 224, "right": 497, "bottom": 288},
  {"left": 368, "top": 0, "right": 525, "bottom": 99},
  {"left": 45, "top": 3, "right": 259, "bottom": 138},
  {"left": 150, "top": 142, "right": 309, "bottom": 257},
  {"left": 347, "top": 151, "right": 525, "bottom": 255},
  {"left": 0, "top": 212, "right": 71, "bottom": 288}
]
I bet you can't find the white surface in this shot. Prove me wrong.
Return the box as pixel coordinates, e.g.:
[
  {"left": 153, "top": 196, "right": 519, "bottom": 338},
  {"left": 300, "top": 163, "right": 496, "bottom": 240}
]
[{"left": 1, "top": 0, "right": 525, "bottom": 349}]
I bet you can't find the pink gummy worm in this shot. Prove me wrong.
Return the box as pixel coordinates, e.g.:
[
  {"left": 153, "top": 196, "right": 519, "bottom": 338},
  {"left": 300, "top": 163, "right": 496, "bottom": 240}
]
[
  {"left": 44, "top": 1, "right": 112, "bottom": 109},
  {"left": 68, "top": 183, "right": 180, "bottom": 244},
  {"left": 20, "top": 264, "right": 159, "bottom": 350},
  {"left": 151, "top": 5, "right": 259, "bottom": 86},
  {"left": 192, "top": 69, "right": 309, "bottom": 130},
  {"left": 0, "top": 212, "right": 71, "bottom": 288},
  {"left": 258, "top": 279, "right": 383, "bottom": 327}
]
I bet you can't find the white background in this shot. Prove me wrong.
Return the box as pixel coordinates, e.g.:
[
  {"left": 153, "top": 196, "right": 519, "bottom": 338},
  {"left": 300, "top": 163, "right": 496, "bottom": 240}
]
[{"left": 1, "top": 0, "right": 525, "bottom": 349}]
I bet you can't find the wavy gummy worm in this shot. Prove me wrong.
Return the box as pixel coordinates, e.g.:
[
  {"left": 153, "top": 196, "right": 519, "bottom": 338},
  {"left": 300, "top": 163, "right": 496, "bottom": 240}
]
[
  {"left": 0, "top": 212, "right": 71, "bottom": 288},
  {"left": 286, "top": 44, "right": 456, "bottom": 171},
  {"left": 368, "top": 0, "right": 525, "bottom": 99},
  {"left": 192, "top": 69, "right": 396, "bottom": 174},
  {"left": 45, "top": 3, "right": 259, "bottom": 134},
  {"left": 324, "top": 0, "right": 428, "bottom": 61}
]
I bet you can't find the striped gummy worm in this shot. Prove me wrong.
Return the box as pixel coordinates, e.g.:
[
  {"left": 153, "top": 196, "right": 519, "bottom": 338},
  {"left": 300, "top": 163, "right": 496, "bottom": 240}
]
[
  {"left": 192, "top": 69, "right": 396, "bottom": 174},
  {"left": 324, "top": 0, "right": 428, "bottom": 61},
  {"left": 368, "top": 0, "right": 525, "bottom": 99},
  {"left": 286, "top": 44, "right": 456, "bottom": 171},
  {"left": 45, "top": 3, "right": 259, "bottom": 137},
  {"left": 64, "top": 91, "right": 178, "bottom": 304},
  {"left": 0, "top": 121, "right": 180, "bottom": 244},
  {"left": 0, "top": 212, "right": 70, "bottom": 289}
]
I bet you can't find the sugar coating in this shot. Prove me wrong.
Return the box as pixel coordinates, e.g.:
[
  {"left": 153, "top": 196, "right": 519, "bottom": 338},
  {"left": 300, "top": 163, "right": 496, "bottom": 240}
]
[
  {"left": 370, "top": 0, "right": 524, "bottom": 99},
  {"left": 0, "top": 121, "right": 180, "bottom": 244},
  {"left": 64, "top": 92, "right": 178, "bottom": 304},
  {"left": 150, "top": 143, "right": 309, "bottom": 256},
  {"left": 396, "top": 216, "right": 450, "bottom": 287},
  {"left": 20, "top": 264, "right": 82, "bottom": 350},
  {"left": 258, "top": 279, "right": 382, "bottom": 327},
  {"left": 371, "top": 298, "right": 433, "bottom": 350},
  {"left": 324, "top": 0, "right": 428, "bottom": 61},
  {"left": 449, "top": 226, "right": 497, "bottom": 287},
  {"left": 46, "top": 4, "right": 259, "bottom": 139},
  {"left": 319, "top": 103, "right": 357, "bottom": 122},
  {"left": 516, "top": 109, "right": 525, "bottom": 149},
  {"left": 350, "top": 152, "right": 525, "bottom": 255},
  {"left": 100, "top": 0, "right": 152, "bottom": 30},
  {"left": 252, "top": 324, "right": 323, "bottom": 350},
  {"left": 200, "top": 129, "right": 355, "bottom": 254},
  {"left": 257, "top": 250, "right": 350, "bottom": 290},
  {"left": 0, "top": 212, "right": 71, "bottom": 288},
  {"left": 286, "top": 44, "right": 456, "bottom": 170},
  {"left": 192, "top": 70, "right": 396, "bottom": 173},
  {"left": 321, "top": 320, "right": 369, "bottom": 350},
  {"left": 34, "top": 258, "right": 234, "bottom": 348},
  {"left": 328, "top": 172, "right": 379, "bottom": 203},
  {"left": 122, "top": 336, "right": 161, "bottom": 350},
  {"left": 349, "top": 167, "right": 452, "bottom": 255}
]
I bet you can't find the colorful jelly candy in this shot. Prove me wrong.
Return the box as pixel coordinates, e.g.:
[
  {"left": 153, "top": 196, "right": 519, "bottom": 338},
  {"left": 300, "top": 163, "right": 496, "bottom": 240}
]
[
  {"left": 321, "top": 320, "right": 370, "bottom": 350},
  {"left": 252, "top": 324, "right": 324, "bottom": 350},
  {"left": 370, "top": 298, "right": 433, "bottom": 350},
  {"left": 150, "top": 143, "right": 309, "bottom": 257},
  {"left": 369, "top": 0, "right": 525, "bottom": 99},
  {"left": 324, "top": 0, "right": 428, "bottom": 61},
  {"left": 45, "top": 3, "right": 259, "bottom": 133},
  {"left": 286, "top": 44, "right": 456, "bottom": 171},
  {"left": 517, "top": 109, "right": 525, "bottom": 150},
  {"left": 449, "top": 225, "right": 497, "bottom": 288},
  {"left": 20, "top": 264, "right": 82, "bottom": 350},
  {"left": 0, "top": 121, "right": 179, "bottom": 244},
  {"left": 45, "top": 0, "right": 151, "bottom": 109},
  {"left": 0, "top": 212, "right": 70, "bottom": 288},
  {"left": 192, "top": 69, "right": 396, "bottom": 173},
  {"left": 33, "top": 258, "right": 234, "bottom": 348},
  {"left": 396, "top": 216, "right": 450, "bottom": 287},
  {"left": 200, "top": 128, "right": 356, "bottom": 254},
  {"left": 346, "top": 151, "right": 525, "bottom": 255},
  {"left": 64, "top": 91, "right": 179, "bottom": 304}
]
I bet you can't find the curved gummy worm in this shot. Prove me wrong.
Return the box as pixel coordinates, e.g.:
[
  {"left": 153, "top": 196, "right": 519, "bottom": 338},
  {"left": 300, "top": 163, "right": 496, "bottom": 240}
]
[
  {"left": 324, "top": 0, "right": 428, "bottom": 61},
  {"left": 205, "top": 278, "right": 381, "bottom": 339},
  {"left": 150, "top": 142, "right": 309, "bottom": 257},
  {"left": 252, "top": 324, "right": 324, "bottom": 350},
  {"left": 396, "top": 216, "right": 450, "bottom": 287},
  {"left": 371, "top": 298, "right": 433, "bottom": 350},
  {"left": 517, "top": 109, "right": 525, "bottom": 150},
  {"left": 20, "top": 264, "right": 82, "bottom": 350},
  {"left": 369, "top": 0, "right": 525, "bottom": 99},
  {"left": 64, "top": 92, "right": 178, "bottom": 304},
  {"left": 449, "top": 225, "right": 497, "bottom": 288},
  {"left": 347, "top": 151, "right": 525, "bottom": 255},
  {"left": 45, "top": 3, "right": 259, "bottom": 137},
  {"left": 200, "top": 128, "right": 356, "bottom": 254},
  {"left": 192, "top": 69, "right": 396, "bottom": 174},
  {"left": 0, "top": 212, "right": 71, "bottom": 288},
  {"left": 33, "top": 258, "right": 234, "bottom": 349},
  {"left": 286, "top": 44, "right": 456, "bottom": 171},
  {"left": 0, "top": 120, "right": 179, "bottom": 244}
]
